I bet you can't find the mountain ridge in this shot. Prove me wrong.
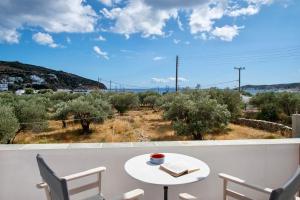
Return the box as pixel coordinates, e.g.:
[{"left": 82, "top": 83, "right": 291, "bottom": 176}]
[
  {"left": 0, "top": 60, "right": 106, "bottom": 90},
  {"left": 241, "top": 82, "right": 300, "bottom": 90}
]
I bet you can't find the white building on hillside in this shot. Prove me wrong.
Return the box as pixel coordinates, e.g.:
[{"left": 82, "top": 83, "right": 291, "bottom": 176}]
[
  {"left": 30, "top": 75, "right": 45, "bottom": 85},
  {"left": 0, "top": 83, "right": 8, "bottom": 91},
  {"left": 15, "top": 89, "right": 25, "bottom": 95}
]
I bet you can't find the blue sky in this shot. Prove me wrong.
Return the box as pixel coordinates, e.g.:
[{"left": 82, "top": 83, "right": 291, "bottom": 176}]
[{"left": 0, "top": 0, "right": 299, "bottom": 89}]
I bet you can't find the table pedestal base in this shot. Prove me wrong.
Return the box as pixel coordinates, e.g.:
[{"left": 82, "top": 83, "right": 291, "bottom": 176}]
[{"left": 164, "top": 186, "right": 168, "bottom": 200}]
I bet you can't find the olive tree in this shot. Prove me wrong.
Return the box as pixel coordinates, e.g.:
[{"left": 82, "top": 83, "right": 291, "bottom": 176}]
[
  {"left": 156, "top": 92, "right": 177, "bottom": 110},
  {"left": 0, "top": 92, "right": 16, "bottom": 106},
  {"left": 0, "top": 105, "right": 20, "bottom": 144},
  {"left": 143, "top": 95, "right": 160, "bottom": 109},
  {"left": 277, "top": 92, "right": 300, "bottom": 116},
  {"left": 52, "top": 102, "right": 70, "bottom": 128},
  {"left": 249, "top": 92, "right": 300, "bottom": 124},
  {"left": 206, "top": 89, "right": 242, "bottom": 120},
  {"left": 164, "top": 94, "right": 231, "bottom": 140},
  {"left": 110, "top": 93, "right": 139, "bottom": 114},
  {"left": 57, "top": 96, "right": 112, "bottom": 134},
  {"left": 13, "top": 98, "right": 48, "bottom": 132},
  {"left": 138, "top": 91, "right": 160, "bottom": 105},
  {"left": 250, "top": 92, "right": 278, "bottom": 108}
]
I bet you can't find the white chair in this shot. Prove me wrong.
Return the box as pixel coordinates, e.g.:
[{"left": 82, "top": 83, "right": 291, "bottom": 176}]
[
  {"left": 36, "top": 154, "right": 144, "bottom": 200},
  {"left": 179, "top": 167, "right": 300, "bottom": 200}
]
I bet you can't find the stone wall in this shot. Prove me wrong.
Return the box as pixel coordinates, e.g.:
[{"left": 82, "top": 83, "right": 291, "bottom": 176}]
[{"left": 235, "top": 118, "right": 293, "bottom": 137}]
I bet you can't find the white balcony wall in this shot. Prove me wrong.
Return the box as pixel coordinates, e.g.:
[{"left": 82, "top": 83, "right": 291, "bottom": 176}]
[{"left": 0, "top": 139, "right": 299, "bottom": 200}]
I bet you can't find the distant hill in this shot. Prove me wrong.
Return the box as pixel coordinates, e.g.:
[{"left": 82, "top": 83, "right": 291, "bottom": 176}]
[
  {"left": 241, "top": 83, "right": 300, "bottom": 92},
  {"left": 0, "top": 61, "right": 106, "bottom": 90}
]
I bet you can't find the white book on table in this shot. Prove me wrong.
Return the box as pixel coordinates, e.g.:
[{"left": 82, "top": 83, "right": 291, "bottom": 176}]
[{"left": 160, "top": 162, "right": 200, "bottom": 177}]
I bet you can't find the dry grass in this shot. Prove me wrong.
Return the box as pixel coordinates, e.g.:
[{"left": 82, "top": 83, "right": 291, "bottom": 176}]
[
  {"left": 14, "top": 108, "right": 283, "bottom": 144},
  {"left": 204, "top": 124, "right": 283, "bottom": 140}
]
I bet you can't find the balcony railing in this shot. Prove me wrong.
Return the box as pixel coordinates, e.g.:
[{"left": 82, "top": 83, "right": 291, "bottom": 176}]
[{"left": 0, "top": 139, "right": 300, "bottom": 200}]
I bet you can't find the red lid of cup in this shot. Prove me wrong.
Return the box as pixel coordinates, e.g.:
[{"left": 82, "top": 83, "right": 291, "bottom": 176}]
[{"left": 151, "top": 153, "right": 165, "bottom": 159}]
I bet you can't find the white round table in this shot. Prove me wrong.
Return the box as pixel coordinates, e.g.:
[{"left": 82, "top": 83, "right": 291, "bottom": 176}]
[{"left": 124, "top": 153, "right": 210, "bottom": 200}]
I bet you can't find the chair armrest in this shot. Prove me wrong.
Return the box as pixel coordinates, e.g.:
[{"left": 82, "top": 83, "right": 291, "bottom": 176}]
[
  {"left": 218, "top": 173, "right": 272, "bottom": 194},
  {"left": 122, "top": 189, "right": 144, "bottom": 200},
  {"left": 179, "top": 193, "right": 197, "bottom": 200},
  {"left": 62, "top": 166, "right": 106, "bottom": 181},
  {"left": 36, "top": 182, "right": 48, "bottom": 189}
]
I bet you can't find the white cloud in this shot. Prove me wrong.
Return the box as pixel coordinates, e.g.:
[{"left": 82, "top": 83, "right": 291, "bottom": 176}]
[
  {"left": 173, "top": 39, "right": 180, "bottom": 44},
  {"left": 151, "top": 78, "right": 169, "bottom": 83},
  {"left": 99, "top": 0, "right": 113, "bottom": 6},
  {"left": 32, "top": 32, "right": 59, "bottom": 48},
  {"left": 153, "top": 56, "right": 165, "bottom": 61},
  {"left": 227, "top": 5, "right": 260, "bottom": 17},
  {"left": 0, "top": 0, "right": 97, "bottom": 43},
  {"left": 145, "top": 0, "right": 209, "bottom": 9},
  {"left": 211, "top": 25, "right": 244, "bottom": 41},
  {"left": 177, "top": 17, "right": 184, "bottom": 31},
  {"left": 185, "top": 41, "right": 190, "bottom": 45},
  {"left": 0, "top": 29, "right": 19, "bottom": 44},
  {"left": 0, "top": 0, "right": 277, "bottom": 43},
  {"left": 189, "top": 1, "right": 225, "bottom": 34},
  {"left": 100, "top": 0, "right": 274, "bottom": 42},
  {"left": 246, "top": 0, "right": 273, "bottom": 5},
  {"left": 98, "top": 0, "right": 121, "bottom": 7},
  {"left": 151, "top": 77, "right": 188, "bottom": 83},
  {"left": 93, "top": 46, "right": 109, "bottom": 59},
  {"left": 168, "top": 77, "right": 188, "bottom": 82},
  {"left": 96, "top": 35, "right": 106, "bottom": 41},
  {"left": 100, "top": 0, "right": 178, "bottom": 38}
]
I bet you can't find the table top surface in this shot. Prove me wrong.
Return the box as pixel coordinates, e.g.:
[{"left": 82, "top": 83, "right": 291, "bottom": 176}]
[{"left": 124, "top": 153, "right": 210, "bottom": 186}]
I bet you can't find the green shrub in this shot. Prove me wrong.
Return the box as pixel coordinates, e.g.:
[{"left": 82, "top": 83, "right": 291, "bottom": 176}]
[
  {"left": 257, "top": 103, "right": 280, "bottom": 122},
  {"left": 143, "top": 95, "right": 160, "bottom": 109},
  {"left": 38, "top": 89, "right": 53, "bottom": 94},
  {"left": 110, "top": 93, "right": 139, "bottom": 114},
  {"left": 0, "top": 105, "right": 20, "bottom": 144},
  {"left": 164, "top": 94, "right": 231, "bottom": 140},
  {"left": 24, "top": 88, "right": 34, "bottom": 94},
  {"left": 49, "top": 92, "right": 80, "bottom": 102},
  {"left": 0, "top": 92, "right": 16, "bottom": 106},
  {"left": 138, "top": 91, "right": 160, "bottom": 104}
]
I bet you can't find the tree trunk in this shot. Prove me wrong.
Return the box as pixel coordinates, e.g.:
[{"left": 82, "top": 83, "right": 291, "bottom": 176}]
[
  {"left": 192, "top": 133, "right": 203, "bottom": 140},
  {"left": 81, "top": 120, "right": 91, "bottom": 134},
  {"left": 62, "top": 120, "right": 67, "bottom": 128},
  {"left": 8, "top": 128, "right": 23, "bottom": 144}
]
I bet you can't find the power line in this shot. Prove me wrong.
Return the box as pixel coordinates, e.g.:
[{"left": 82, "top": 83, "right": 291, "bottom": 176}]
[
  {"left": 186, "top": 45, "right": 300, "bottom": 60},
  {"left": 99, "top": 78, "right": 150, "bottom": 89}
]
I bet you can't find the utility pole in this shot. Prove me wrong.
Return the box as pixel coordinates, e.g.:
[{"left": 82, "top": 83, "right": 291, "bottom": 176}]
[
  {"left": 175, "top": 55, "right": 179, "bottom": 92},
  {"left": 98, "top": 77, "right": 101, "bottom": 90},
  {"left": 234, "top": 67, "right": 245, "bottom": 92},
  {"left": 109, "top": 80, "right": 112, "bottom": 91}
]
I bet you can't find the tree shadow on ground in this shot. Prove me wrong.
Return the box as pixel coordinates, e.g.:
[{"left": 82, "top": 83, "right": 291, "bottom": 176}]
[{"left": 34, "top": 129, "right": 93, "bottom": 143}]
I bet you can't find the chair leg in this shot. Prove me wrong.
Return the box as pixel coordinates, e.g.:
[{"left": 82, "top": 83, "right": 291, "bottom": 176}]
[
  {"left": 223, "top": 179, "right": 228, "bottom": 200},
  {"left": 98, "top": 172, "right": 102, "bottom": 195},
  {"left": 43, "top": 186, "right": 51, "bottom": 200}
]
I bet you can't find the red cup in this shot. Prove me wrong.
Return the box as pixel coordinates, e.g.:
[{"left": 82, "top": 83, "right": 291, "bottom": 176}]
[{"left": 150, "top": 153, "right": 165, "bottom": 164}]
